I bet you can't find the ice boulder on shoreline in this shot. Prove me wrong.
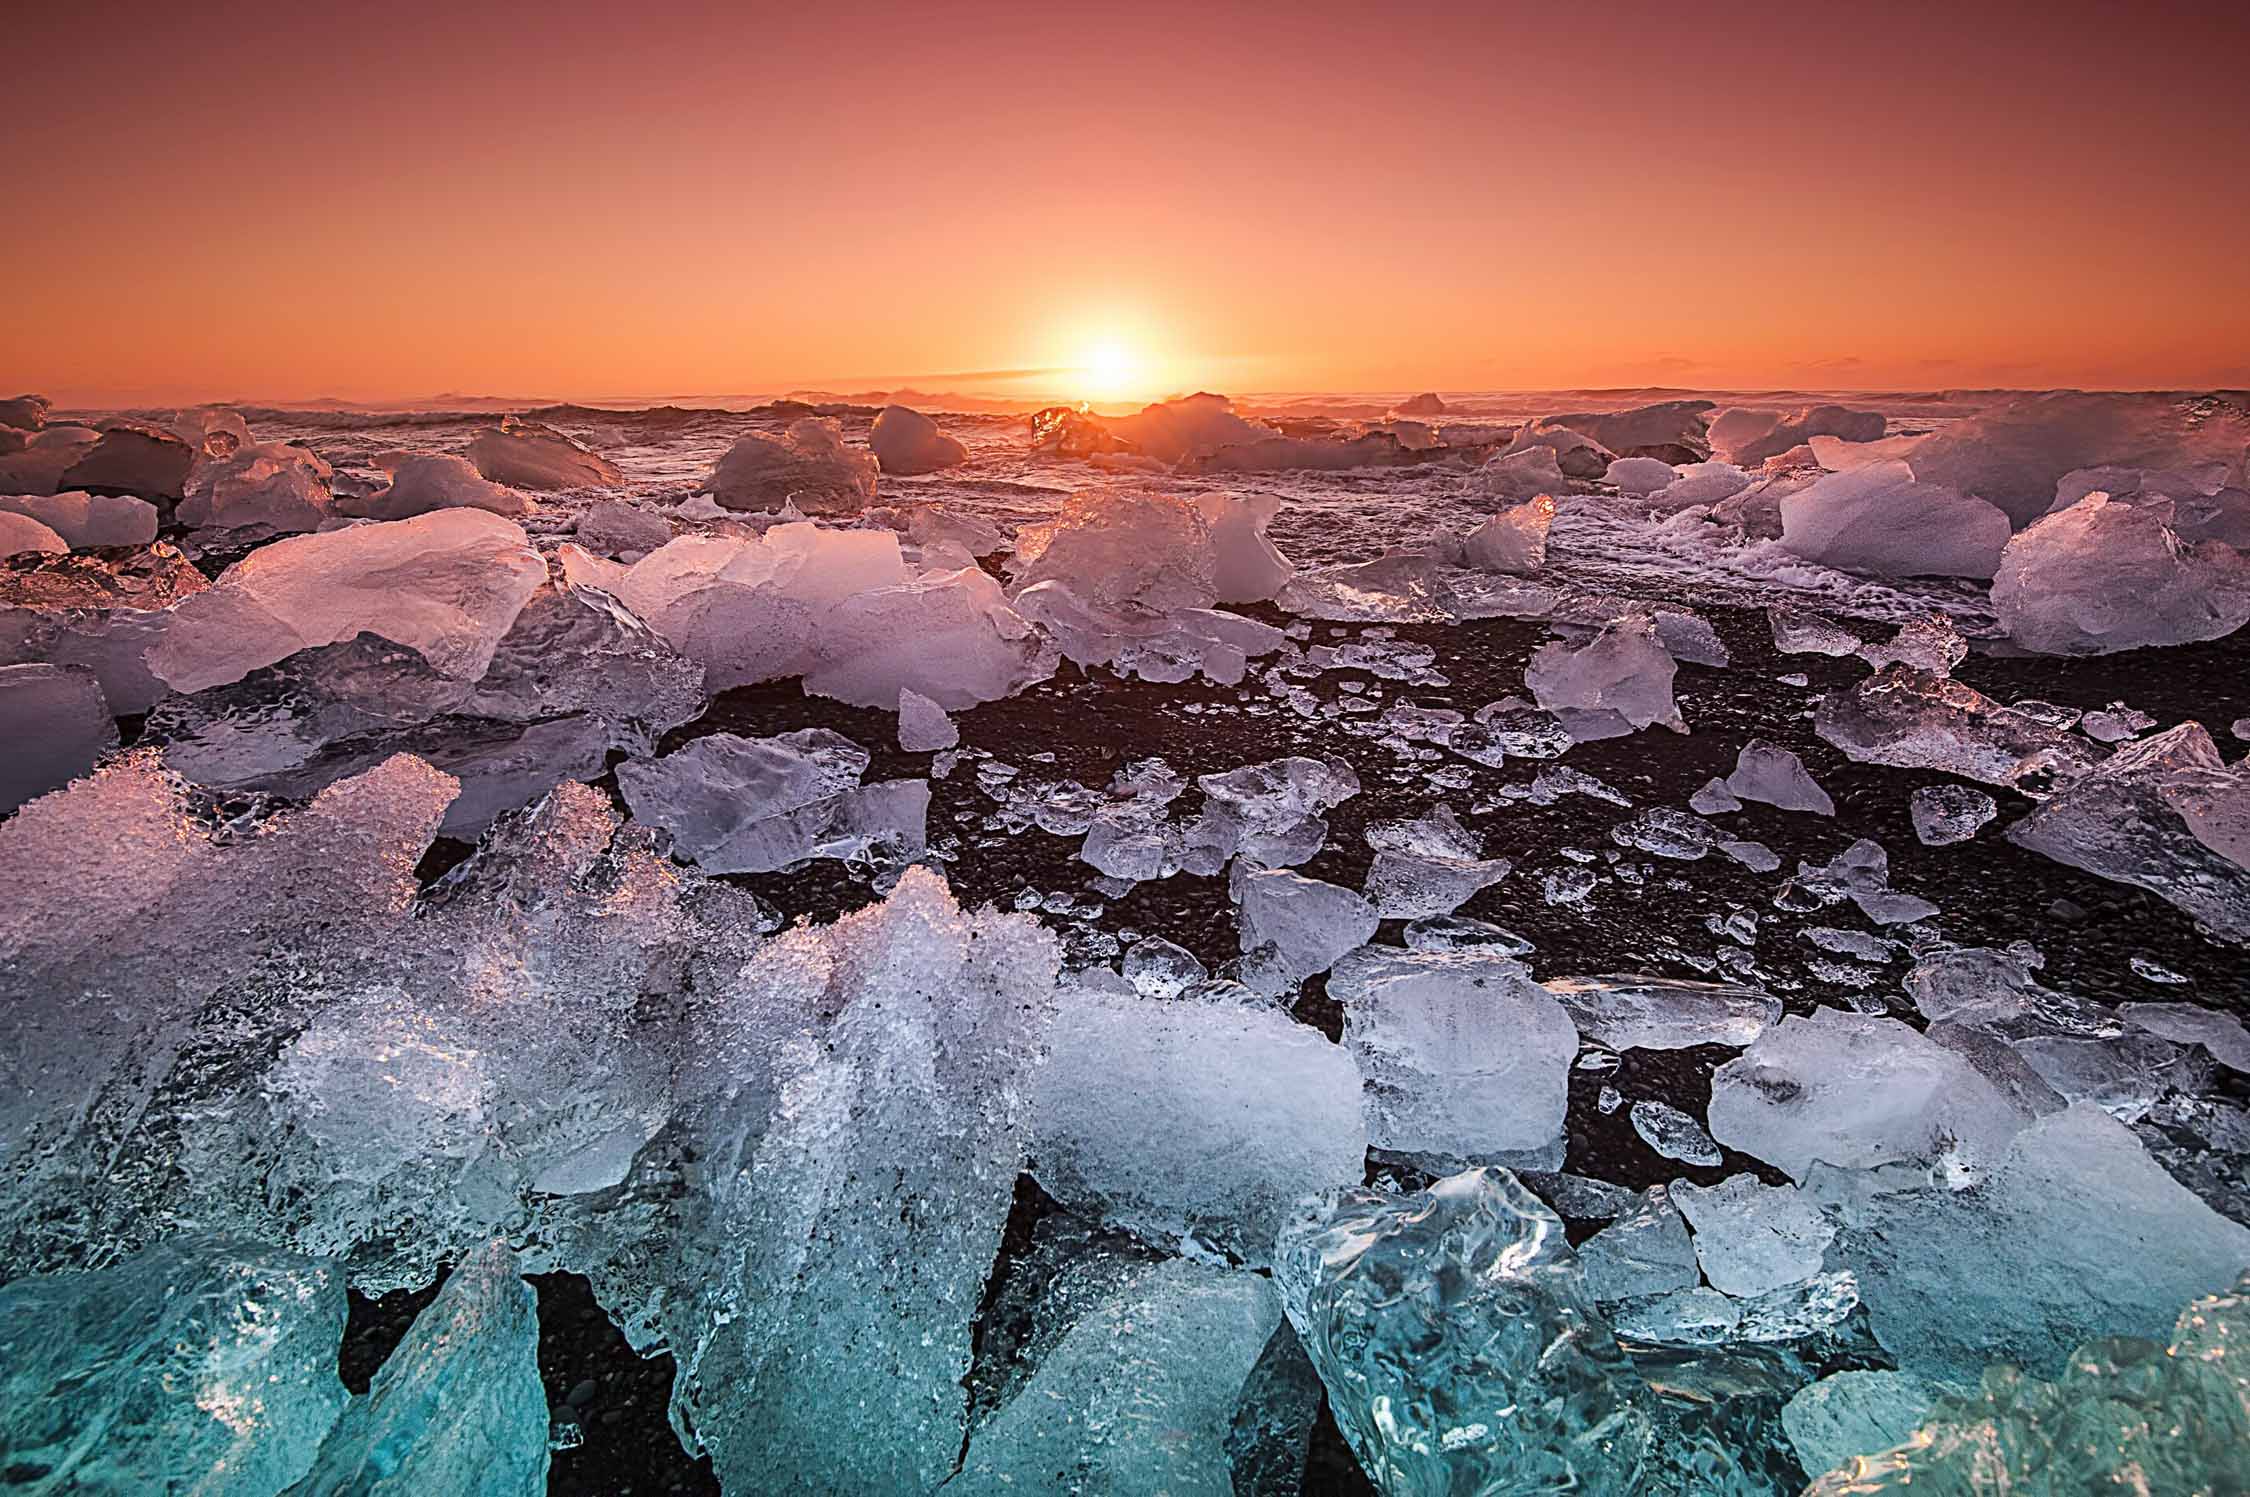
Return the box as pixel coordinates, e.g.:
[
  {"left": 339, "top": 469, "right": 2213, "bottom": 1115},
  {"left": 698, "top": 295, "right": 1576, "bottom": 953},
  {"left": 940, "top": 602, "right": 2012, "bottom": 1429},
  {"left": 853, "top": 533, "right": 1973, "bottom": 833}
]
[
  {"left": 617, "top": 728, "right": 926, "bottom": 873},
  {"left": 58, "top": 420, "right": 196, "bottom": 500},
  {"left": 466, "top": 416, "right": 622, "bottom": 490},
  {"left": 707, "top": 419, "right": 877, "bottom": 513},
  {"left": 343, "top": 452, "right": 530, "bottom": 521},
  {"left": 1524, "top": 614, "right": 1683, "bottom": 739},
  {"left": 0, "top": 491, "right": 158, "bottom": 548},
  {"left": 0, "top": 511, "right": 67, "bottom": 557},
  {"left": 1779, "top": 460, "right": 2012, "bottom": 578},
  {"left": 1193, "top": 490, "right": 1295, "bottom": 601},
  {"left": 1464, "top": 495, "right": 1554, "bottom": 573},
  {"left": 868, "top": 404, "right": 967, "bottom": 474},
  {"left": 1713, "top": 404, "right": 1887, "bottom": 466},
  {"left": 1992, "top": 491, "right": 2250, "bottom": 654}
]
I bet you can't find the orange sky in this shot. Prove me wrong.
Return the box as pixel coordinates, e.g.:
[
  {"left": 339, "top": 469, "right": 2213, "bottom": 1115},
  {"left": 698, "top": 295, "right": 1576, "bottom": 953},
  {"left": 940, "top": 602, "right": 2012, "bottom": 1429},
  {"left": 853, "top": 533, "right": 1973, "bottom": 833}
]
[{"left": 6, "top": 0, "right": 2247, "bottom": 406}]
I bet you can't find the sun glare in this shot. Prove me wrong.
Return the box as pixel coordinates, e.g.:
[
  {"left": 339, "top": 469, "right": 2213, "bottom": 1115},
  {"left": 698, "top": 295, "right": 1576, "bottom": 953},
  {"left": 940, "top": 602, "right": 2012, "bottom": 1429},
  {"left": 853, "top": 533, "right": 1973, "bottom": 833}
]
[{"left": 1077, "top": 340, "right": 1142, "bottom": 402}]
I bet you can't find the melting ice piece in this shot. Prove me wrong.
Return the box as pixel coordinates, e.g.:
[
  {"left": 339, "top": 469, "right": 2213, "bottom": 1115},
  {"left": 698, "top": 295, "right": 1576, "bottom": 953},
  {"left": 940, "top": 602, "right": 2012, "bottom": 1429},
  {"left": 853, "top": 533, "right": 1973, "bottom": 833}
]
[
  {"left": 1782, "top": 1371, "right": 1940, "bottom": 1482},
  {"left": 1360, "top": 803, "right": 1512, "bottom": 918},
  {"left": 1327, "top": 944, "right": 1576, "bottom": 1168},
  {"left": 1778, "top": 460, "right": 2013, "bottom": 579},
  {"left": 1233, "top": 867, "right": 1379, "bottom": 983},
  {"left": 1121, "top": 934, "right": 1208, "bottom": 998},
  {"left": 1009, "top": 490, "right": 1221, "bottom": 614},
  {"left": 0, "top": 491, "right": 158, "bottom": 548},
  {"left": 1604, "top": 455, "right": 1677, "bottom": 495},
  {"left": 1033, "top": 992, "right": 1364, "bottom": 1261},
  {"left": 287, "top": 1241, "right": 549, "bottom": 1494},
  {"left": 0, "top": 662, "right": 115, "bottom": 811},
  {"left": 466, "top": 417, "right": 622, "bottom": 490},
  {"left": 1542, "top": 974, "right": 1780, "bottom": 1050},
  {"left": 1839, "top": 1103, "right": 2250, "bottom": 1382},
  {"left": 2082, "top": 702, "right": 2157, "bottom": 743},
  {"left": 1648, "top": 460, "right": 1751, "bottom": 511},
  {"left": 2120, "top": 1002, "right": 2250, "bottom": 1073},
  {"left": 1670, "top": 1173, "right": 1835, "bottom": 1298},
  {"left": 0, "top": 1236, "right": 349, "bottom": 1495},
  {"left": 1572, "top": 1185, "right": 1700, "bottom": 1303},
  {"left": 344, "top": 452, "right": 529, "bottom": 521},
  {"left": 1198, "top": 754, "right": 1359, "bottom": 869},
  {"left": 1475, "top": 443, "right": 1572, "bottom": 502},
  {"left": 1709, "top": 1008, "right": 2035, "bottom": 1180},
  {"left": 1719, "top": 838, "right": 1780, "bottom": 872},
  {"left": 1402, "top": 914, "right": 1535, "bottom": 955},
  {"left": 1274, "top": 1169, "right": 1650, "bottom": 1493},
  {"left": 1276, "top": 551, "right": 1461, "bottom": 622},
  {"left": 1688, "top": 777, "right": 1741, "bottom": 814},
  {"left": 1193, "top": 491, "right": 1296, "bottom": 603},
  {"left": 176, "top": 441, "right": 334, "bottom": 532},
  {"left": 952, "top": 1260, "right": 1281, "bottom": 1496},
  {"left": 2007, "top": 722, "right": 2250, "bottom": 941},
  {"left": 617, "top": 729, "right": 927, "bottom": 873},
  {"left": 1524, "top": 613, "right": 1683, "bottom": 739},
  {"left": 1994, "top": 492, "right": 2250, "bottom": 654},
  {"left": 0, "top": 511, "right": 66, "bottom": 556},
  {"left": 1908, "top": 783, "right": 1997, "bottom": 845},
  {"left": 572, "top": 498, "right": 673, "bottom": 558},
  {"left": 1857, "top": 614, "right": 1968, "bottom": 676},
  {"left": 59, "top": 420, "right": 197, "bottom": 500},
  {"left": 1629, "top": 1099, "right": 1722, "bottom": 1166},
  {"left": 867, "top": 404, "right": 967, "bottom": 474},
  {"left": 895, "top": 686, "right": 958, "bottom": 751},
  {"left": 1717, "top": 404, "right": 1887, "bottom": 466},
  {"left": 1463, "top": 495, "right": 1554, "bottom": 573},
  {"left": 148, "top": 508, "right": 547, "bottom": 693},
  {"left": 1815, "top": 665, "right": 2098, "bottom": 788},
  {"left": 1609, "top": 806, "right": 1719, "bottom": 859},
  {"left": 1767, "top": 605, "right": 1862, "bottom": 657},
  {"left": 1724, "top": 737, "right": 1835, "bottom": 814}
]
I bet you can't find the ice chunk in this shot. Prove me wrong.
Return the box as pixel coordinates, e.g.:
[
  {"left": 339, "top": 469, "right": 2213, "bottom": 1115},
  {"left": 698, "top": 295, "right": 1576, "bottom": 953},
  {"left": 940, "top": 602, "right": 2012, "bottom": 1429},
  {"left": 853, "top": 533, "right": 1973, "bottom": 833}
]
[
  {"left": 1724, "top": 737, "right": 1835, "bottom": 814},
  {"left": 1121, "top": 934, "right": 1207, "bottom": 998},
  {"left": 1402, "top": 914, "right": 1534, "bottom": 955},
  {"left": 1779, "top": 460, "right": 2013, "bottom": 578},
  {"left": 1463, "top": 494, "right": 1554, "bottom": 573},
  {"left": 0, "top": 1237, "right": 348, "bottom": 1495},
  {"left": 1475, "top": 443, "right": 1571, "bottom": 502},
  {"left": 1791, "top": 838, "right": 1938, "bottom": 924},
  {"left": 287, "top": 1241, "right": 549, "bottom": 1495},
  {"left": 1815, "top": 664, "right": 2098, "bottom": 787},
  {"left": 1630, "top": 1099, "right": 1723, "bottom": 1166},
  {"left": 1234, "top": 867, "right": 1379, "bottom": 983},
  {"left": 952, "top": 1261, "right": 1281, "bottom": 1496},
  {"left": 148, "top": 509, "right": 547, "bottom": 693},
  {"left": 1100, "top": 392, "right": 1268, "bottom": 464},
  {"left": 465, "top": 416, "right": 622, "bottom": 490},
  {"left": 1709, "top": 1008, "right": 2034, "bottom": 1180},
  {"left": 707, "top": 418, "right": 877, "bottom": 513},
  {"left": 1767, "top": 604, "right": 1861, "bottom": 657},
  {"left": 1193, "top": 491, "right": 1296, "bottom": 602},
  {"left": 343, "top": 452, "right": 529, "bottom": 521},
  {"left": 1524, "top": 613, "right": 1683, "bottom": 738},
  {"left": 1856, "top": 613, "right": 1968, "bottom": 675},
  {"left": 1009, "top": 489, "right": 1218, "bottom": 613},
  {"left": 904, "top": 501, "right": 1003, "bottom": 557},
  {"left": 1719, "top": 838, "right": 1780, "bottom": 872},
  {"left": 1542, "top": 974, "right": 1780, "bottom": 1050},
  {"left": 2082, "top": 702, "right": 2157, "bottom": 742},
  {"left": 1839, "top": 1103, "right": 2250, "bottom": 1381},
  {"left": 1573, "top": 1185, "right": 1701, "bottom": 1302},
  {"left": 1033, "top": 993, "right": 1364, "bottom": 1260},
  {"left": 0, "top": 510, "right": 66, "bottom": 556},
  {"left": 805, "top": 565, "right": 1053, "bottom": 708},
  {"left": 1908, "top": 784, "right": 1997, "bottom": 846},
  {"left": 1360, "top": 803, "right": 1512, "bottom": 917},
  {"left": 1782, "top": 1371, "right": 1939, "bottom": 1481},
  {"left": 0, "top": 663, "right": 116, "bottom": 810},
  {"left": 1993, "top": 491, "right": 2250, "bottom": 654},
  {"left": 2007, "top": 722, "right": 2250, "bottom": 941},
  {"left": 1717, "top": 404, "right": 1887, "bottom": 466},
  {"left": 617, "top": 729, "right": 926, "bottom": 873},
  {"left": 1605, "top": 455, "right": 1677, "bottom": 495},
  {"left": 58, "top": 420, "right": 196, "bottom": 500},
  {"left": 2120, "top": 1002, "right": 2250, "bottom": 1073},
  {"left": 571, "top": 498, "right": 672, "bottom": 558},
  {"left": 1538, "top": 400, "right": 1713, "bottom": 464},
  {"left": 1326, "top": 944, "right": 1576, "bottom": 1168},
  {"left": 1011, "top": 579, "right": 1279, "bottom": 687},
  {"left": 0, "top": 393, "right": 51, "bottom": 431},
  {"left": 176, "top": 440, "right": 334, "bottom": 532},
  {"left": 1648, "top": 460, "right": 1751, "bottom": 511},
  {"left": 867, "top": 404, "right": 967, "bottom": 474},
  {"left": 895, "top": 686, "right": 958, "bottom": 751},
  {"left": 0, "top": 426, "right": 99, "bottom": 496},
  {"left": 1609, "top": 806, "right": 1719, "bottom": 859},
  {"left": 1275, "top": 1169, "right": 1650, "bottom": 1493},
  {"left": 1671, "top": 1173, "right": 1835, "bottom": 1297},
  {"left": 0, "top": 491, "right": 157, "bottom": 548},
  {"left": 1689, "top": 777, "right": 1741, "bottom": 814}
]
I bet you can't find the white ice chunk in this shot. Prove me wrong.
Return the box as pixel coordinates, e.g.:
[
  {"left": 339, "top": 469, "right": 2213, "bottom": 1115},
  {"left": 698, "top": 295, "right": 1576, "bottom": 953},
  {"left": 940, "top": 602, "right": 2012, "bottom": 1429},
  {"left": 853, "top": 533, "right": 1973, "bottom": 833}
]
[
  {"left": 2119, "top": 1002, "right": 2250, "bottom": 1073},
  {"left": 867, "top": 404, "right": 967, "bottom": 474},
  {"left": 1234, "top": 867, "right": 1379, "bottom": 984},
  {"left": 1724, "top": 737, "right": 1835, "bottom": 814},
  {"left": 1779, "top": 460, "right": 2013, "bottom": 579},
  {"left": 1671, "top": 1173, "right": 1835, "bottom": 1297},
  {"left": 1816, "top": 665, "right": 2098, "bottom": 787},
  {"left": 1993, "top": 492, "right": 2250, "bottom": 655},
  {"left": 1542, "top": 974, "right": 1780, "bottom": 1050},
  {"left": 617, "top": 729, "right": 926, "bottom": 873},
  {"left": 1475, "top": 444, "right": 1572, "bottom": 502},
  {"left": 466, "top": 417, "right": 622, "bottom": 490},
  {"left": 1361, "top": 803, "right": 1512, "bottom": 918},
  {"left": 344, "top": 452, "right": 529, "bottom": 520},
  {"left": 1781, "top": 1371, "right": 1939, "bottom": 1481},
  {"left": 895, "top": 686, "right": 959, "bottom": 751},
  {"left": 572, "top": 498, "right": 673, "bottom": 558},
  {"left": 1524, "top": 613, "right": 1683, "bottom": 739},
  {"left": 1463, "top": 495, "right": 1554, "bottom": 573},
  {"left": 1909, "top": 783, "right": 1997, "bottom": 845},
  {"left": 0, "top": 491, "right": 157, "bottom": 548}
]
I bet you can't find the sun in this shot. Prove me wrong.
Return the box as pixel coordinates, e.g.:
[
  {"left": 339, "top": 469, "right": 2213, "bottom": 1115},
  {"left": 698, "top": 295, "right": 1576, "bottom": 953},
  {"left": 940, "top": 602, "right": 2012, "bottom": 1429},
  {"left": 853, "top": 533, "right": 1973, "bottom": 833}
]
[{"left": 1077, "top": 341, "right": 1142, "bottom": 403}]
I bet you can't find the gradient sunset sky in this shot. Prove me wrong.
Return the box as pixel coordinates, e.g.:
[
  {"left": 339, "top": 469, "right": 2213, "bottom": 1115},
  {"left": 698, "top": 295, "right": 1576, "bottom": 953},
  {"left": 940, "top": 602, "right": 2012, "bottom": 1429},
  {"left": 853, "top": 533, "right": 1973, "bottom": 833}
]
[{"left": 7, "top": 0, "right": 2246, "bottom": 406}]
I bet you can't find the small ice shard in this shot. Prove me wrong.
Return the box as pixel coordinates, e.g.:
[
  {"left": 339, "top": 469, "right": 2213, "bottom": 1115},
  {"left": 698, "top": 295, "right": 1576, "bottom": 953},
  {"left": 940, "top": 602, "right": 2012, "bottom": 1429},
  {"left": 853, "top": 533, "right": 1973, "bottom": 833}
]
[
  {"left": 176, "top": 440, "right": 335, "bottom": 532},
  {"left": 1994, "top": 492, "right": 2250, "bottom": 654},
  {"left": 1689, "top": 777, "right": 1742, "bottom": 814},
  {"left": 1193, "top": 491, "right": 1296, "bottom": 602},
  {"left": 1647, "top": 460, "right": 1751, "bottom": 510},
  {"left": 1542, "top": 974, "right": 1780, "bottom": 1050},
  {"left": 1524, "top": 613, "right": 1683, "bottom": 738},
  {"left": 1670, "top": 1173, "right": 1835, "bottom": 1297},
  {"left": 1857, "top": 613, "right": 1969, "bottom": 675},
  {"left": 1234, "top": 867, "right": 1379, "bottom": 983},
  {"left": 1716, "top": 404, "right": 1887, "bottom": 466},
  {"left": 1791, "top": 838, "right": 1938, "bottom": 924},
  {"left": 1781, "top": 1371, "right": 1939, "bottom": 1482},
  {"left": 1840, "top": 1102, "right": 2250, "bottom": 1382},
  {"left": 1608, "top": 1285, "right": 1740, "bottom": 1346},
  {"left": 1908, "top": 782, "right": 1997, "bottom": 845},
  {"left": 895, "top": 686, "right": 958, "bottom": 752},
  {"left": 1401, "top": 914, "right": 1534, "bottom": 955},
  {"left": 1629, "top": 1099, "right": 1723, "bottom": 1166},
  {"left": 0, "top": 511, "right": 67, "bottom": 556},
  {"left": 951, "top": 1261, "right": 1280, "bottom": 1496},
  {"left": 571, "top": 498, "right": 673, "bottom": 558},
  {"left": 1719, "top": 838, "right": 1780, "bottom": 872},
  {"left": 2007, "top": 722, "right": 2250, "bottom": 941},
  {"left": 1604, "top": 455, "right": 1677, "bottom": 495},
  {"left": 148, "top": 509, "right": 548, "bottom": 693},
  {"left": 2082, "top": 702, "right": 2157, "bottom": 742},
  {"left": 287, "top": 1241, "right": 549, "bottom": 1495},
  {"left": 0, "top": 1237, "right": 349, "bottom": 1495},
  {"left": 1360, "top": 803, "right": 1512, "bottom": 918},
  {"left": 1816, "top": 664, "right": 2098, "bottom": 787},
  {"left": 1462, "top": 495, "right": 1554, "bottom": 573},
  {"left": 1474, "top": 443, "right": 1572, "bottom": 502},
  {"left": 58, "top": 420, "right": 197, "bottom": 500},
  {"left": 466, "top": 416, "right": 622, "bottom": 490},
  {"left": 1573, "top": 1185, "right": 1701, "bottom": 1303},
  {"left": 1197, "top": 754, "right": 1359, "bottom": 868},
  {"left": 617, "top": 729, "right": 926, "bottom": 873},
  {"left": 707, "top": 418, "right": 877, "bottom": 513},
  {"left": 1609, "top": 807, "right": 1718, "bottom": 859},
  {"left": 0, "top": 491, "right": 158, "bottom": 548},
  {"left": 1274, "top": 1169, "right": 1651, "bottom": 1494},
  {"left": 0, "top": 663, "right": 116, "bottom": 811},
  {"left": 1767, "top": 604, "right": 1861, "bottom": 656},
  {"left": 1778, "top": 460, "right": 2013, "bottom": 578},
  {"left": 342, "top": 451, "right": 529, "bottom": 520},
  {"left": 1122, "top": 934, "right": 1208, "bottom": 998},
  {"left": 1723, "top": 738, "right": 1835, "bottom": 815},
  {"left": 1326, "top": 944, "right": 1577, "bottom": 1168},
  {"left": 1033, "top": 992, "right": 1364, "bottom": 1261},
  {"left": 1276, "top": 551, "right": 1461, "bottom": 622},
  {"left": 867, "top": 404, "right": 967, "bottom": 474},
  {"left": 2120, "top": 1002, "right": 2250, "bottom": 1073},
  {"left": 1708, "top": 1007, "right": 2033, "bottom": 1180}
]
